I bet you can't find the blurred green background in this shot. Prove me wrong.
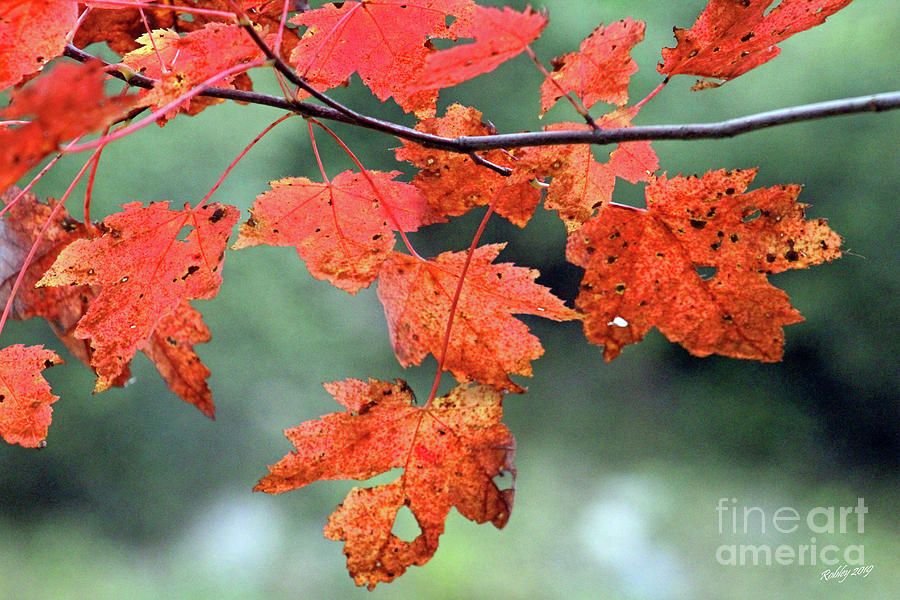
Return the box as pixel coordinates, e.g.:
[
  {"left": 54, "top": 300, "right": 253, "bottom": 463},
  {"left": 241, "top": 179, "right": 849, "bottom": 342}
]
[{"left": 2, "top": 1, "right": 898, "bottom": 598}]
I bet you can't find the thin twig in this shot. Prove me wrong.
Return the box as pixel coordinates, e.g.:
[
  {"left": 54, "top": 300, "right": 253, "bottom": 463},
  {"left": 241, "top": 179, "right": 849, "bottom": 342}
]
[{"left": 60, "top": 45, "right": 900, "bottom": 156}]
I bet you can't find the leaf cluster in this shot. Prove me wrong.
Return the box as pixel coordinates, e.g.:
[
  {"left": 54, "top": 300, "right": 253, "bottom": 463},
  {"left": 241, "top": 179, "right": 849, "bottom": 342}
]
[{"left": 0, "top": 0, "right": 872, "bottom": 589}]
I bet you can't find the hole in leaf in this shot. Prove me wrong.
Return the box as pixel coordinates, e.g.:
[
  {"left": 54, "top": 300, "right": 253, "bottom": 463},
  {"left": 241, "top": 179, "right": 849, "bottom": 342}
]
[
  {"left": 741, "top": 208, "right": 761, "bottom": 222},
  {"left": 176, "top": 225, "right": 193, "bottom": 241},
  {"left": 493, "top": 470, "right": 516, "bottom": 494},
  {"left": 391, "top": 505, "right": 421, "bottom": 542},
  {"left": 696, "top": 266, "right": 717, "bottom": 280}
]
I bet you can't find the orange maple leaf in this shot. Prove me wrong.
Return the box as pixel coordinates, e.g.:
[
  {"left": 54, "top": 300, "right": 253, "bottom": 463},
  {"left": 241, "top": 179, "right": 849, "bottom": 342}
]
[
  {"left": 567, "top": 169, "right": 842, "bottom": 361},
  {"left": 0, "top": 0, "right": 78, "bottom": 90},
  {"left": 540, "top": 18, "right": 645, "bottom": 115},
  {"left": 0, "top": 189, "right": 216, "bottom": 416},
  {"left": 36, "top": 202, "right": 238, "bottom": 392},
  {"left": 255, "top": 378, "right": 515, "bottom": 590},
  {"left": 0, "top": 61, "right": 134, "bottom": 192},
  {"left": 0, "top": 344, "right": 63, "bottom": 448},
  {"left": 122, "top": 23, "right": 263, "bottom": 120},
  {"left": 395, "top": 104, "right": 542, "bottom": 227},
  {"left": 514, "top": 109, "right": 659, "bottom": 232},
  {"left": 233, "top": 170, "right": 440, "bottom": 293},
  {"left": 377, "top": 245, "right": 579, "bottom": 392},
  {"left": 658, "top": 0, "right": 854, "bottom": 84},
  {"left": 143, "top": 300, "right": 214, "bottom": 418},
  {"left": 416, "top": 5, "right": 548, "bottom": 91},
  {"left": 288, "top": 0, "right": 475, "bottom": 116}
]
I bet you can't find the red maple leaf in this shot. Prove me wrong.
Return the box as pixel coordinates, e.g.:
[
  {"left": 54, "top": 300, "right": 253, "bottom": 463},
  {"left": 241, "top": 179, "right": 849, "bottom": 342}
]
[
  {"left": 0, "top": 189, "right": 216, "bottom": 416},
  {"left": 0, "top": 61, "right": 134, "bottom": 192},
  {"left": 395, "top": 104, "right": 542, "bottom": 227},
  {"left": 0, "top": 0, "right": 78, "bottom": 90},
  {"left": 0, "top": 344, "right": 63, "bottom": 448},
  {"left": 142, "top": 300, "right": 214, "bottom": 418},
  {"left": 540, "top": 18, "right": 645, "bottom": 115},
  {"left": 255, "top": 378, "right": 515, "bottom": 589},
  {"left": 514, "top": 108, "right": 659, "bottom": 232},
  {"left": 567, "top": 169, "right": 842, "bottom": 361},
  {"left": 72, "top": 0, "right": 294, "bottom": 55},
  {"left": 376, "top": 245, "right": 579, "bottom": 392},
  {"left": 415, "top": 5, "right": 548, "bottom": 91},
  {"left": 233, "top": 170, "right": 440, "bottom": 293},
  {"left": 36, "top": 201, "right": 239, "bottom": 391},
  {"left": 288, "top": 0, "right": 475, "bottom": 115},
  {"left": 122, "top": 23, "right": 263, "bottom": 120},
  {"left": 658, "top": 0, "right": 854, "bottom": 84}
]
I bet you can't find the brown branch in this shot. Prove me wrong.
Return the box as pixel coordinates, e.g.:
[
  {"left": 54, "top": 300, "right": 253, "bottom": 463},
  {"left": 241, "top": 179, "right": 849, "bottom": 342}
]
[{"left": 62, "top": 45, "right": 900, "bottom": 158}]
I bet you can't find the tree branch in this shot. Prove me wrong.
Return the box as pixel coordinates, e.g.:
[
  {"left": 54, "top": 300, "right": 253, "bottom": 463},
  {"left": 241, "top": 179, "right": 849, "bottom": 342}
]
[{"left": 62, "top": 44, "right": 900, "bottom": 157}]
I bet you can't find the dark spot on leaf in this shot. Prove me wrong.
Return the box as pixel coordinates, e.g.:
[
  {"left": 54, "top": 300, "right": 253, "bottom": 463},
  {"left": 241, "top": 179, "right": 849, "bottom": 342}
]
[
  {"left": 722, "top": 314, "right": 734, "bottom": 322},
  {"left": 689, "top": 219, "right": 706, "bottom": 229},
  {"left": 166, "top": 336, "right": 178, "bottom": 346},
  {"left": 785, "top": 250, "right": 800, "bottom": 262},
  {"left": 766, "top": 253, "right": 776, "bottom": 263},
  {"left": 730, "top": 234, "right": 739, "bottom": 243},
  {"left": 182, "top": 265, "right": 200, "bottom": 279},
  {"left": 43, "top": 359, "right": 55, "bottom": 368},
  {"left": 607, "top": 256, "right": 618, "bottom": 264},
  {"left": 740, "top": 32, "right": 754, "bottom": 42},
  {"left": 209, "top": 208, "right": 225, "bottom": 223},
  {"left": 614, "top": 283, "right": 626, "bottom": 294}
]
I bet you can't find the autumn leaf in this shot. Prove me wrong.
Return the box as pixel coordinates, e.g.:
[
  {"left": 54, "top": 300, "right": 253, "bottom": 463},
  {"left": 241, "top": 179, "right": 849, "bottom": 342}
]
[
  {"left": 0, "top": 61, "right": 134, "bottom": 193},
  {"left": 395, "top": 104, "right": 542, "bottom": 227},
  {"left": 415, "top": 5, "right": 548, "bottom": 91},
  {"left": 567, "top": 169, "right": 841, "bottom": 361},
  {"left": 0, "top": 344, "right": 63, "bottom": 448},
  {"left": 72, "top": 0, "right": 286, "bottom": 54},
  {"left": 658, "top": 0, "right": 854, "bottom": 85},
  {"left": 0, "top": 0, "right": 77, "bottom": 90},
  {"left": 377, "top": 245, "right": 579, "bottom": 392},
  {"left": 142, "top": 300, "right": 214, "bottom": 418},
  {"left": 73, "top": 0, "right": 175, "bottom": 55},
  {"left": 288, "top": 0, "right": 475, "bottom": 115},
  {"left": 514, "top": 109, "right": 658, "bottom": 232},
  {"left": 233, "top": 170, "right": 440, "bottom": 293},
  {"left": 540, "top": 18, "right": 645, "bottom": 115},
  {"left": 122, "top": 23, "right": 263, "bottom": 120},
  {"left": 36, "top": 202, "right": 238, "bottom": 392},
  {"left": 255, "top": 378, "right": 515, "bottom": 590},
  {"left": 0, "top": 189, "right": 216, "bottom": 415}
]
